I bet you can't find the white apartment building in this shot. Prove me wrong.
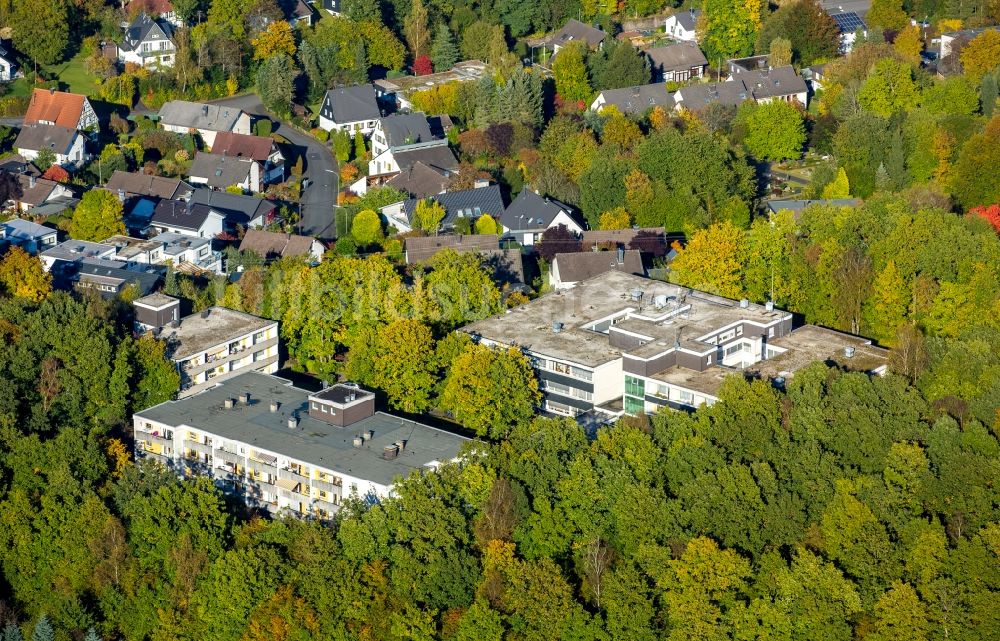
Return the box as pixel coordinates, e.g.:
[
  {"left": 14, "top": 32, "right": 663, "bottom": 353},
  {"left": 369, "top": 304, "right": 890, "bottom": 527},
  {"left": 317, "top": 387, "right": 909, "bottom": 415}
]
[{"left": 133, "top": 372, "right": 468, "bottom": 519}]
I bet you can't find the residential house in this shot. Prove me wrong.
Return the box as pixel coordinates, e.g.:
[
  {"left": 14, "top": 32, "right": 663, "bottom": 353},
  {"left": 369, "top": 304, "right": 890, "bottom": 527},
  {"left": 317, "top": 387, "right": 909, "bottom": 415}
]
[
  {"left": 387, "top": 184, "right": 506, "bottom": 233},
  {"left": 15, "top": 124, "right": 87, "bottom": 168},
  {"left": 8, "top": 173, "right": 74, "bottom": 214},
  {"left": 132, "top": 372, "right": 469, "bottom": 518},
  {"left": 0, "top": 43, "right": 18, "bottom": 82},
  {"left": 766, "top": 198, "right": 862, "bottom": 220},
  {"left": 582, "top": 227, "right": 670, "bottom": 251},
  {"left": 373, "top": 60, "right": 486, "bottom": 110},
  {"left": 149, "top": 198, "right": 223, "bottom": 238},
  {"left": 133, "top": 301, "right": 280, "bottom": 396},
  {"left": 317, "top": 84, "right": 381, "bottom": 135},
  {"left": 546, "top": 19, "right": 606, "bottom": 57},
  {"left": 673, "top": 66, "right": 807, "bottom": 111},
  {"left": 646, "top": 42, "right": 707, "bottom": 83},
  {"left": 499, "top": 189, "right": 584, "bottom": 247},
  {"left": 404, "top": 234, "right": 499, "bottom": 264},
  {"left": 829, "top": 11, "right": 867, "bottom": 53},
  {"left": 188, "top": 188, "right": 277, "bottom": 231},
  {"left": 158, "top": 101, "right": 252, "bottom": 147},
  {"left": 118, "top": 12, "right": 175, "bottom": 68},
  {"left": 590, "top": 83, "right": 674, "bottom": 115},
  {"left": 368, "top": 113, "right": 457, "bottom": 180},
  {"left": 239, "top": 229, "right": 326, "bottom": 263},
  {"left": 24, "top": 88, "right": 98, "bottom": 132},
  {"left": 549, "top": 248, "right": 645, "bottom": 290},
  {"left": 726, "top": 54, "right": 769, "bottom": 78},
  {"left": 384, "top": 161, "right": 452, "bottom": 199},
  {"left": 0, "top": 218, "right": 58, "bottom": 254},
  {"left": 103, "top": 232, "right": 222, "bottom": 274},
  {"left": 940, "top": 26, "right": 999, "bottom": 58},
  {"left": 321, "top": 0, "right": 341, "bottom": 15},
  {"left": 105, "top": 170, "right": 193, "bottom": 200},
  {"left": 189, "top": 152, "right": 261, "bottom": 192},
  {"left": 664, "top": 9, "right": 700, "bottom": 42},
  {"left": 281, "top": 0, "right": 314, "bottom": 26},
  {"left": 211, "top": 131, "right": 285, "bottom": 184},
  {"left": 802, "top": 63, "right": 827, "bottom": 91},
  {"left": 462, "top": 271, "right": 888, "bottom": 418},
  {"left": 40, "top": 239, "right": 164, "bottom": 296}
]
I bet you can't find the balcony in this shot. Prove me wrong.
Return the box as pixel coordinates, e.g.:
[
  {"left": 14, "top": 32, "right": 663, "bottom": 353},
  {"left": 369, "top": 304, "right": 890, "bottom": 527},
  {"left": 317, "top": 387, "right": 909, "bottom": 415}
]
[
  {"left": 179, "top": 336, "right": 279, "bottom": 379},
  {"left": 279, "top": 468, "right": 310, "bottom": 484},
  {"left": 215, "top": 449, "right": 245, "bottom": 466},
  {"left": 312, "top": 498, "right": 340, "bottom": 515},
  {"left": 184, "top": 439, "right": 213, "bottom": 456},
  {"left": 312, "top": 477, "right": 342, "bottom": 496},
  {"left": 137, "top": 430, "right": 172, "bottom": 447}
]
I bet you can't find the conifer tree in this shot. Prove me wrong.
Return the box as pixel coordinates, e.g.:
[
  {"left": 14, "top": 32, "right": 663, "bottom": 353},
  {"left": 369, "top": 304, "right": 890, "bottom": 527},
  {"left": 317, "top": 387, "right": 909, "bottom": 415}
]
[{"left": 431, "top": 23, "right": 459, "bottom": 72}]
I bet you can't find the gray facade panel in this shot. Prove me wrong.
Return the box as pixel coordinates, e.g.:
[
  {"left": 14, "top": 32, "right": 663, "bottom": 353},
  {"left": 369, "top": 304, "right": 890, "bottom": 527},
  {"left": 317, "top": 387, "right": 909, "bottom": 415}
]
[
  {"left": 543, "top": 390, "right": 594, "bottom": 411},
  {"left": 536, "top": 369, "right": 595, "bottom": 393}
]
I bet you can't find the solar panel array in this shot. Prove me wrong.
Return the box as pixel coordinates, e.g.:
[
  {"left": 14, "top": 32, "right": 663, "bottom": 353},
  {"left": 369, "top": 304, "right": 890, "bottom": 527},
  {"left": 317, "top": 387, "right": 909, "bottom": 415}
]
[{"left": 831, "top": 11, "right": 867, "bottom": 33}]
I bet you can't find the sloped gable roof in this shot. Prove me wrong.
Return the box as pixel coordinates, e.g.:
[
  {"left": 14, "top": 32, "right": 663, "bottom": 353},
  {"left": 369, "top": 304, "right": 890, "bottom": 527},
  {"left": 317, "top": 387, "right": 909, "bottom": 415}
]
[
  {"left": 646, "top": 42, "right": 708, "bottom": 72},
  {"left": 159, "top": 100, "right": 244, "bottom": 132},
  {"left": 596, "top": 83, "right": 674, "bottom": 115},
  {"left": 210, "top": 131, "right": 274, "bottom": 161},
  {"left": 549, "top": 19, "right": 606, "bottom": 48},
  {"left": 189, "top": 152, "right": 254, "bottom": 188},
  {"left": 188, "top": 188, "right": 277, "bottom": 225},
  {"left": 404, "top": 234, "right": 500, "bottom": 264},
  {"left": 14, "top": 124, "right": 78, "bottom": 154},
  {"left": 24, "top": 89, "right": 87, "bottom": 129},
  {"left": 121, "top": 12, "right": 173, "bottom": 52},
  {"left": 151, "top": 198, "right": 214, "bottom": 231},
  {"left": 105, "top": 170, "right": 192, "bottom": 199},
  {"left": 500, "top": 189, "right": 577, "bottom": 231},
  {"left": 553, "top": 249, "right": 645, "bottom": 284},
  {"left": 239, "top": 229, "right": 320, "bottom": 259},
  {"left": 385, "top": 161, "right": 451, "bottom": 199},
  {"left": 322, "top": 84, "right": 381, "bottom": 124},
  {"left": 380, "top": 113, "right": 435, "bottom": 148}
]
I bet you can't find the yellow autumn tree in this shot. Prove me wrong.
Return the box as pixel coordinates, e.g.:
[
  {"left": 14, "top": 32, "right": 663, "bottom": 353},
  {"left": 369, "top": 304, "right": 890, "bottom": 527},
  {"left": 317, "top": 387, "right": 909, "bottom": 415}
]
[
  {"left": 0, "top": 246, "right": 52, "bottom": 302},
  {"left": 893, "top": 25, "right": 923, "bottom": 64},
  {"left": 960, "top": 30, "right": 1000, "bottom": 81},
  {"left": 251, "top": 20, "right": 296, "bottom": 60},
  {"left": 822, "top": 168, "right": 851, "bottom": 199},
  {"left": 599, "top": 207, "right": 632, "bottom": 230},
  {"left": 670, "top": 220, "right": 748, "bottom": 298}
]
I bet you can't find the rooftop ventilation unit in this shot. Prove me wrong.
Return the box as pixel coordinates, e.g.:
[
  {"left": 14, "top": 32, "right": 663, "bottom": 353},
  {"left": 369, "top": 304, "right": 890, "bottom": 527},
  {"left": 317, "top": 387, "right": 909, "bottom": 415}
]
[
  {"left": 630, "top": 289, "right": 644, "bottom": 301},
  {"left": 383, "top": 444, "right": 399, "bottom": 460},
  {"left": 739, "top": 299, "right": 749, "bottom": 308},
  {"left": 353, "top": 436, "right": 363, "bottom": 448},
  {"left": 844, "top": 346, "right": 856, "bottom": 358},
  {"left": 552, "top": 321, "right": 564, "bottom": 333},
  {"left": 287, "top": 415, "right": 298, "bottom": 429},
  {"left": 239, "top": 392, "right": 250, "bottom": 404},
  {"left": 223, "top": 398, "right": 235, "bottom": 409},
  {"left": 269, "top": 401, "right": 279, "bottom": 413},
  {"left": 765, "top": 301, "right": 774, "bottom": 312}
]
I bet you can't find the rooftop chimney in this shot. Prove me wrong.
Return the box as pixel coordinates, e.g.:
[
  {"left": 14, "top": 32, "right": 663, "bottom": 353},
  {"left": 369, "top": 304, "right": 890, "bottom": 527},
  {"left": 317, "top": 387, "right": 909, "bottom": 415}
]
[
  {"left": 739, "top": 299, "right": 749, "bottom": 308},
  {"left": 239, "top": 392, "right": 250, "bottom": 405},
  {"left": 269, "top": 400, "right": 279, "bottom": 413},
  {"left": 224, "top": 398, "right": 235, "bottom": 409},
  {"left": 844, "top": 346, "right": 856, "bottom": 358},
  {"left": 383, "top": 444, "right": 399, "bottom": 460},
  {"left": 287, "top": 415, "right": 298, "bottom": 429},
  {"left": 353, "top": 436, "right": 363, "bottom": 448}
]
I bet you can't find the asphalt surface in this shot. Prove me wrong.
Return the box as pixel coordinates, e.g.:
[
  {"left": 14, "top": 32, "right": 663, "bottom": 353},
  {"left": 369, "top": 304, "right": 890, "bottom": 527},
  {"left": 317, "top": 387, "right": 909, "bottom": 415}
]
[{"left": 209, "top": 94, "right": 338, "bottom": 240}]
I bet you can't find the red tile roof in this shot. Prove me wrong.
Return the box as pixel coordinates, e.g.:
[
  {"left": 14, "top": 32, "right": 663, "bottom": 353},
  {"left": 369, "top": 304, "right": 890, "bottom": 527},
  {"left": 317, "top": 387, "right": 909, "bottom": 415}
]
[
  {"left": 210, "top": 132, "right": 274, "bottom": 162},
  {"left": 24, "top": 89, "right": 87, "bottom": 129}
]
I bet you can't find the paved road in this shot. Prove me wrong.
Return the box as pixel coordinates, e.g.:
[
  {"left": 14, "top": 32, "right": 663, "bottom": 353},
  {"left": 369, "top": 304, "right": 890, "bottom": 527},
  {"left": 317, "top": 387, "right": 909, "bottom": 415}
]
[{"left": 209, "top": 94, "right": 339, "bottom": 240}]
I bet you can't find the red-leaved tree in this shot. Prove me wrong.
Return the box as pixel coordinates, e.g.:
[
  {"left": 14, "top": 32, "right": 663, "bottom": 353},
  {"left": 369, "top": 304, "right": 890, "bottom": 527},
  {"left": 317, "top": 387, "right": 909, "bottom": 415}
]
[
  {"left": 968, "top": 204, "right": 1000, "bottom": 233},
  {"left": 413, "top": 55, "right": 433, "bottom": 76},
  {"left": 42, "top": 165, "right": 69, "bottom": 183}
]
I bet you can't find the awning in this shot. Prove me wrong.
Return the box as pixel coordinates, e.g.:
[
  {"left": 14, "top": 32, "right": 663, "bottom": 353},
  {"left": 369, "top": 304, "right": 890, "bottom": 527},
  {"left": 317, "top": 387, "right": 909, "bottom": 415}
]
[
  {"left": 253, "top": 452, "right": 277, "bottom": 465},
  {"left": 276, "top": 478, "right": 299, "bottom": 491}
]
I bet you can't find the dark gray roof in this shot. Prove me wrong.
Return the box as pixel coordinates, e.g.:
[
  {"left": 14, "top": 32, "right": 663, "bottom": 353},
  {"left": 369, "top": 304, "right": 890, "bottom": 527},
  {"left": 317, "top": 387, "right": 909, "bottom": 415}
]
[
  {"left": 189, "top": 188, "right": 277, "bottom": 226},
  {"left": 189, "top": 152, "right": 254, "bottom": 189},
  {"left": 390, "top": 143, "right": 459, "bottom": 174},
  {"left": 500, "top": 189, "right": 578, "bottom": 232},
  {"left": 401, "top": 184, "right": 506, "bottom": 229},
  {"left": 741, "top": 66, "right": 808, "bottom": 100},
  {"left": 120, "top": 12, "right": 173, "bottom": 53},
  {"left": 151, "top": 198, "right": 214, "bottom": 231},
  {"left": 675, "top": 80, "right": 752, "bottom": 110},
  {"left": 380, "top": 113, "right": 435, "bottom": 148},
  {"left": 596, "top": 83, "right": 674, "bottom": 115},
  {"left": 669, "top": 8, "right": 700, "bottom": 31},
  {"left": 135, "top": 371, "right": 469, "bottom": 486},
  {"left": 159, "top": 100, "right": 244, "bottom": 132},
  {"left": 646, "top": 42, "right": 708, "bottom": 73},
  {"left": 321, "top": 84, "right": 381, "bottom": 124},
  {"left": 14, "top": 124, "right": 77, "bottom": 154},
  {"left": 548, "top": 19, "right": 606, "bottom": 48},
  {"left": 727, "top": 54, "right": 769, "bottom": 75}
]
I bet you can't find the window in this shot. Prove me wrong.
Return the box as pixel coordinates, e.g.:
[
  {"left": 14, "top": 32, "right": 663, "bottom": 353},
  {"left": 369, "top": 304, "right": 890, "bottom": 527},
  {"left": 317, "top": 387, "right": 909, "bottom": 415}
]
[
  {"left": 311, "top": 402, "right": 318, "bottom": 410},
  {"left": 768, "top": 327, "right": 775, "bottom": 337},
  {"left": 625, "top": 375, "right": 645, "bottom": 398},
  {"left": 624, "top": 395, "right": 645, "bottom": 415},
  {"left": 725, "top": 343, "right": 742, "bottom": 356},
  {"left": 254, "top": 330, "right": 266, "bottom": 343},
  {"left": 736, "top": 326, "right": 743, "bottom": 336},
  {"left": 678, "top": 390, "right": 694, "bottom": 405},
  {"left": 570, "top": 366, "right": 593, "bottom": 381}
]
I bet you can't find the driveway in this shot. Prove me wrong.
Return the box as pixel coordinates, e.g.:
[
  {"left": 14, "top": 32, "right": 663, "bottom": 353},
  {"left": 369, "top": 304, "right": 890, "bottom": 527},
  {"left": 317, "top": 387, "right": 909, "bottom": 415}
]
[{"left": 209, "top": 94, "right": 338, "bottom": 240}]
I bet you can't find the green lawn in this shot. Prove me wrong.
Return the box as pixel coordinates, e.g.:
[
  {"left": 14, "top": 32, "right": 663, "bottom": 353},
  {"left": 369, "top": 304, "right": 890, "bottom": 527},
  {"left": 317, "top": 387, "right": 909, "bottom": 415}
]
[{"left": 10, "top": 51, "right": 100, "bottom": 98}]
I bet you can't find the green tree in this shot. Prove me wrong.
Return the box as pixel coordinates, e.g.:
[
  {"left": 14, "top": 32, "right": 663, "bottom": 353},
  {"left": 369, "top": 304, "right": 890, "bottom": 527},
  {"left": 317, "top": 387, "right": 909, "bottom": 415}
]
[
  {"left": 858, "top": 59, "right": 920, "bottom": 117},
  {"left": 755, "top": 0, "right": 840, "bottom": 65},
  {"left": 867, "top": 0, "right": 909, "bottom": 30},
  {"left": 587, "top": 38, "right": 650, "bottom": 91},
  {"left": 868, "top": 582, "right": 929, "bottom": 641},
  {"left": 768, "top": 37, "right": 792, "bottom": 68},
  {"left": 960, "top": 30, "right": 1000, "bottom": 81},
  {"left": 343, "top": 0, "right": 381, "bottom": 21},
  {"left": 552, "top": 41, "right": 593, "bottom": 105},
  {"left": 353, "top": 130, "right": 366, "bottom": 159},
  {"left": 951, "top": 115, "right": 1000, "bottom": 209},
  {"left": 351, "top": 209, "right": 384, "bottom": 246},
  {"left": 735, "top": 100, "right": 805, "bottom": 161},
  {"left": 431, "top": 23, "right": 459, "bottom": 72},
  {"left": 439, "top": 343, "right": 540, "bottom": 437},
  {"left": 367, "top": 320, "right": 438, "bottom": 412},
  {"left": 257, "top": 54, "right": 295, "bottom": 116},
  {"left": 30, "top": 616, "right": 53, "bottom": 641},
  {"left": 414, "top": 198, "right": 446, "bottom": 234},
  {"left": 422, "top": 249, "right": 503, "bottom": 327},
  {"left": 702, "top": 0, "right": 765, "bottom": 62},
  {"left": 11, "top": 0, "right": 68, "bottom": 67},
  {"left": 33, "top": 149, "right": 56, "bottom": 172},
  {"left": 864, "top": 260, "right": 908, "bottom": 344},
  {"left": 70, "top": 190, "right": 125, "bottom": 242}
]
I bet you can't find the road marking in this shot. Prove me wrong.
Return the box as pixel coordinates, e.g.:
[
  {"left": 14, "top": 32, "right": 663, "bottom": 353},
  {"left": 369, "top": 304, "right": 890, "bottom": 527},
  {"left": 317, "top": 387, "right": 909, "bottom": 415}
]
[{"left": 324, "top": 169, "right": 335, "bottom": 173}]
